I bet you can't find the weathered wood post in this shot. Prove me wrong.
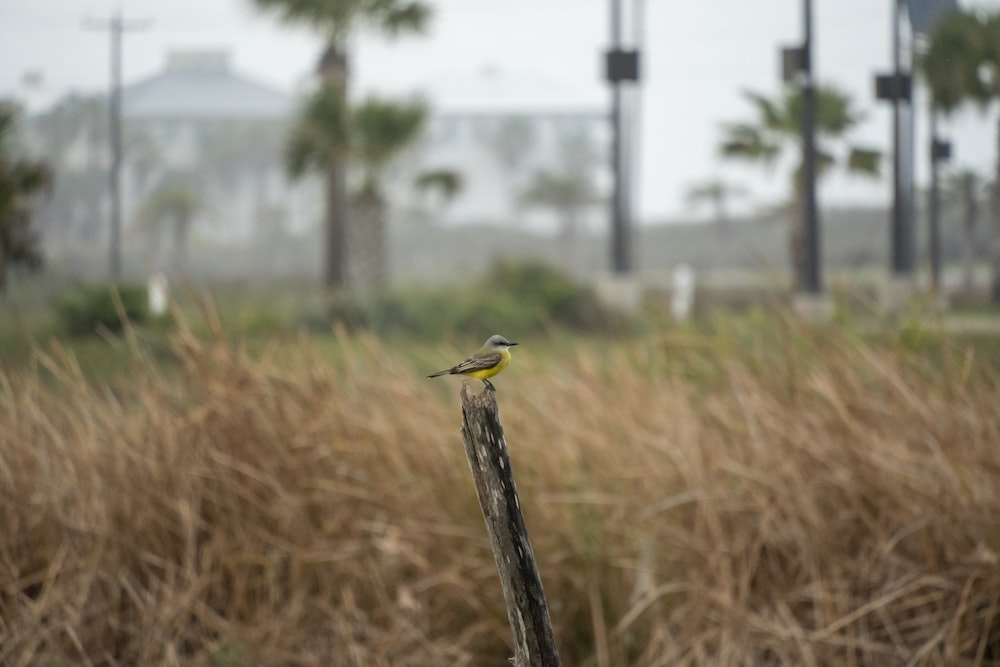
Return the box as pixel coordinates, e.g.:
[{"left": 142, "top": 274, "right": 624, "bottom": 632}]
[{"left": 459, "top": 384, "right": 562, "bottom": 667}]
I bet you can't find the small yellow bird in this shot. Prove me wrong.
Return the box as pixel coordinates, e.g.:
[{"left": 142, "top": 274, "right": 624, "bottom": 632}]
[{"left": 427, "top": 334, "right": 518, "bottom": 390}]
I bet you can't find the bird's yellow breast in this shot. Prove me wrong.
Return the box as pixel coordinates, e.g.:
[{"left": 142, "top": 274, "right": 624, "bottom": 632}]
[{"left": 465, "top": 348, "right": 511, "bottom": 380}]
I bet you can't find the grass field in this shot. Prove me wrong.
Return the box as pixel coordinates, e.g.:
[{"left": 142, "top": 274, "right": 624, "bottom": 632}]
[{"left": 2, "top": 303, "right": 1000, "bottom": 666}]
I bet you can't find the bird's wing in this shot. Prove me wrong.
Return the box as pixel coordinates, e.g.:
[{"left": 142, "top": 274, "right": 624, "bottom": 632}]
[{"left": 450, "top": 352, "right": 502, "bottom": 374}]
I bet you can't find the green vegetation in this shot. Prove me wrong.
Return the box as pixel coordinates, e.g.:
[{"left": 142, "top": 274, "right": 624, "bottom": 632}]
[
  {"left": 254, "top": 0, "right": 432, "bottom": 289},
  {"left": 349, "top": 96, "right": 428, "bottom": 290},
  {"left": 286, "top": 91, "right": 430, "bottom": 292},
  {"left": 0, "top": 100, "right": 51, "bottom": 292},
  {"left": 54, "top": 282, "right": 149, "bottom": 336},
  {"left": 324, "top": 260, "right": 626, "bottom": 339}
]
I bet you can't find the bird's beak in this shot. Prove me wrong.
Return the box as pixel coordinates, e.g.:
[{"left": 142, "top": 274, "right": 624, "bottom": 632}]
[{"left": 509, "top": 342, "right": 518, "bottom": 346}]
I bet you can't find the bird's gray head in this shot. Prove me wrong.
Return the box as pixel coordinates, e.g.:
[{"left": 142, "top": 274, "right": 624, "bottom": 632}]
[{"left": 485, "top": 334, "right": 517, "bottom": 350}]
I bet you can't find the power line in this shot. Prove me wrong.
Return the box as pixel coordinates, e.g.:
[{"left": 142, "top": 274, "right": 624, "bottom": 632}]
[{"left": 84, "top": 11, "right": 150, "bottom": 280}]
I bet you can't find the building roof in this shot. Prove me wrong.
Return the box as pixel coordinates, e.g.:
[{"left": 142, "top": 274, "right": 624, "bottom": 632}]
[
  {"left": 123, "top": 51, "right": 294, "bottom": 120},
  {"left": 420, "top": 67, "right": 605, "bottom": 116}
]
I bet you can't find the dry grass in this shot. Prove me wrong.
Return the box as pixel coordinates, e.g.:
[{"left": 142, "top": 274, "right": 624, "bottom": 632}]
[{"left": 2, "top": 316, "right": 999, "bottom": 666}]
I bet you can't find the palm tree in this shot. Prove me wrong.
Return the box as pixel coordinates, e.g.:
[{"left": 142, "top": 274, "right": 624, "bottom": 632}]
[
  {"left": 684, "top": 177, "right": 747, "bottom": 234},
  {"left": 136, "top": 176, "right": 205, "bottom": 273},
  {"left": 349, "top": 96, "right": 426, "bottom": 291},
  {"left": 253, "top": 0, "right": 431, "bottom": 291},
  {"left": 413, "top": 168, "right": 464, "bottom": 223},
  {"left": 519, "top": 170, "right": 602, "bottom": 276},
  {"left": 0, "top": 102, "right": 51, "bottom": 293},
  {"left": 921, "top": 8, "right": 1000, "bottom": 302},
  {"left": 719, "top": 85, "right": 880, "bottom": 288},
  {"left": 288, "top": 94, "right": 426, "bottom": 291}
]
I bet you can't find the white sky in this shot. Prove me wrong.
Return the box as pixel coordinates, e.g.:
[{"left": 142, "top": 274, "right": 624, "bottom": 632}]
[{"left": 1, "top": 0, "right": 998, "bottom": 222}]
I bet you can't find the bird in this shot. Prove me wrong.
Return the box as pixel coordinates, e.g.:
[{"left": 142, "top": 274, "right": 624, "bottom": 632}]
[{"left": 426, "top": 334, "right": 518, "bottom": 390}]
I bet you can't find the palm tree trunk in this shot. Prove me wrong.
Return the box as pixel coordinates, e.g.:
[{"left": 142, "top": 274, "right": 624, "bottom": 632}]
[
  {"left": 325, "top": 156, "right": 347, "bottom": 289},
  {"left": 319, "top": 44, "right": 349, "bottom": 290}
]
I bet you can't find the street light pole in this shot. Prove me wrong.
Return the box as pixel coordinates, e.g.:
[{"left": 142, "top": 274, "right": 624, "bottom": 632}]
[
  {"left": 874, "top": 0, "right": 916, "bottom": 288},
  {"left": 801, "top": 0, "right": 821, "bottom": 294},
  {"left": 605, "top": 0, "right": 640, "bottom": 275},
  {"left": 609, "top": 0, "right": 626, "bottom": 274},
  {"left": 890, "top": 0, "right": 915, "bottom": 276},
  {"left": 891, "top": 0, "right": 903, "bottom": 275}
]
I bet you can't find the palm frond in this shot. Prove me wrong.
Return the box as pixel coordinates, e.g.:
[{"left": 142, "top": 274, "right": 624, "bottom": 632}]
[
  {"left": 815, "top": 149, "right": 836, "bottom": 177},
  {"left": 284, "top": 123, "right": 327, "bottom": 179},
  {"left": 303, "top": 86, "right": 350, "bottom": 149},
  {"left": 351, "top": 95, "right": 427, "bottom": 172},
  {"left": 743, "top": 90, "right": 788, "bottom": 132},
  {"left": 719, "top": 123, "right": 781, "bottom": 165},
  {"left": 414, "top": 169, "right": 463, "bottom": 200},
  {"left": 283, "top": 86, "right": 349, "bottom": 179},
  {"left": 815, "top": 85, "right": 863, "bottom": 135},
  {"left": 372, "top": 0, "right": 432, "bottom": 36},
  {"left": 14, "top": 162, "right": 52, "bottom": 195},
  {"left": 920, "top": 9, "right": 992, "bottom": 111},
  {"left": 253, "top": 0, "right": 431, "bottom": 41},
  {"left": 253, "top": 0, "right": 349, "bottom": 32},
  {"left": 846, "top": 147, "right": 881, "bottom": 177}
]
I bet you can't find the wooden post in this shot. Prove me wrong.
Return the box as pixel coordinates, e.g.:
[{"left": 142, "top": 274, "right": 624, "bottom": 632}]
[{"left": 459, "top": 384, "right": 562, "bottom": 667}]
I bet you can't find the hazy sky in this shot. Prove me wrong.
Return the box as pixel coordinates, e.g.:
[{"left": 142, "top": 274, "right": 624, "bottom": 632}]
[{"left": 2, "top": 0, "right": 998, "bottom": 222}]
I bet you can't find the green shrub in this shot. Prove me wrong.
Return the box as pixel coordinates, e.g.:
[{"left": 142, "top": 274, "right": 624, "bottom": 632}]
[
  {"left": 483, "top": 260, "right": 609, "bottom": 330},
  {"left": 322, "top": 261, "right": 626, "bottom": 338},
  {"left": 55, "top": 282, "right": 149, "bottom": 336}
]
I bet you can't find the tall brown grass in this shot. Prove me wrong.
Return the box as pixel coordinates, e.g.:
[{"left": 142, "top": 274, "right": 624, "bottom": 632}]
[{"left": 2, "top": 317, "right": 999, "bottom": 666}]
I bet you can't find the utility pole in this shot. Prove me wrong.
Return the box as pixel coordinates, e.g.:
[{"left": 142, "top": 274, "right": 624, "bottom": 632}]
[
  {"left": 801, "top": 0, "right": 821, "bottom": 294},
  {"left": 875, "top": 0, "right": 915, "bottom": 278},
  {"left": 605, "top": 0, "right": 640, "bottom": 275},
  {"left": 891, "top": 0, "right": 909, "bottom": 276},
  {"left": 875, "top": 0, "right": 955, "bottom": 301},
  {"left": 84, "top": 10, "right": 149, "bottom": 280}
]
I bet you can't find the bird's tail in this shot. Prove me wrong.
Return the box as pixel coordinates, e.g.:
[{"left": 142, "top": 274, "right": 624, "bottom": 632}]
[{"left": 426, "top": 369, "right": 451, "bottom": 378}]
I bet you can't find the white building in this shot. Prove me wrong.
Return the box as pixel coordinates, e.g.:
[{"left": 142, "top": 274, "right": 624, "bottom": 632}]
[
  {"left": 403, "top": 68, "right": 610, "bottom": 231},
  {"left": 121, "top": 50, "right": 318, "bottom": 244}
]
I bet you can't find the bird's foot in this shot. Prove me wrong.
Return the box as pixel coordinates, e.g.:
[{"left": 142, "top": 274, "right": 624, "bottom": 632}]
[{"left": 483, "top": 379, "right": 495, "bottom": 392}]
